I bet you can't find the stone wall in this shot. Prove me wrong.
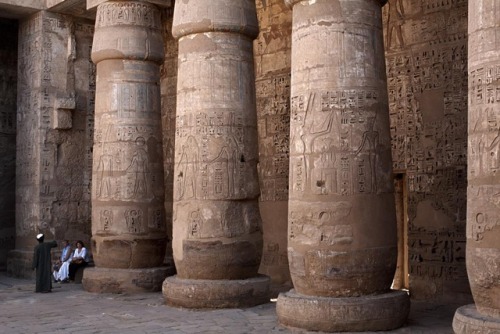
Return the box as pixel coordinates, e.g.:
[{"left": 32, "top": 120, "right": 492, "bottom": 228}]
[
  {"left": 0, "top": 18, "right": 17, "bottom": 269},
  {"left": 383, "top": 0, "right": 469, "bottom": 300},
  {"left": 254, "top": 0, "right": 292, "bottom": 285},
  {"left": 9, "top": 11, "right": 95, "bottom": 277}
]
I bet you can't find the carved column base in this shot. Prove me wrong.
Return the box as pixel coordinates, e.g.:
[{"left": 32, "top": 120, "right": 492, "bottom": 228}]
[
  {"left": 453, "top": 305, "right": 500, "bottom": 334},
  {"left": 163, "top": 275, "right": 270, "bottom": 309},
  {"left": 277, "top": 289, "right": 410, "bottom": 332},
  {"left": 6, "top": 250, "right": 35, "bottom": 279},
  {"left": 82, "top": 266, "right": 174, "bottom": 294}
]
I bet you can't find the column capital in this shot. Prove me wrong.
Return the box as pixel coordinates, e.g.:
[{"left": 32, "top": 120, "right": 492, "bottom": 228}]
[
  {"left": 285, "top": 0, "right": 387, "bottom": 9},
  {"left": 87, "top": 0, "right": 172, "bottom": 10},
  {"left": 91, "top": 0, "right": 165, "bottom": 63},
  {"left": 172, "top": 0, "right": 259, "bottom": 40}
]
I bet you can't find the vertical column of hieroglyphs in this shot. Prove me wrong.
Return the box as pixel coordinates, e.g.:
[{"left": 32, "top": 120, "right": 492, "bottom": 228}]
[
  {"left": 159, "top": 7, "right": 177, "bottom": 266},
  {"left": 254, "top": 0, "right": 293, "bottom": 286},
  {"left": 383, "top": 0, "right": 468, "bottom": 300},
  {"left": 10, "top": 13, "right": 44, "bottom": 278},
  {"left": 163, "top": 0, "right": 270, "bottom": 308},
  {"left": 84, "top": 1, "right": 168, "bottom": 293},
  {"left": 8, "top": 12, "right": 95, "bottom": 278},
  {"left": 453, "top": 0, "right": 500, "bottom": 332},
  {"left": 276, "top": 0, "right": 409, "bottom": 332},
  {"left": 0, "top": 19, "right": 17, "bottom": 269}
]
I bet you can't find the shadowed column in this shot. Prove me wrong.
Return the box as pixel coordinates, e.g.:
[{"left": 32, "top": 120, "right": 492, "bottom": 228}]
[
  {"left": 276, "top": 0, "right": 410, "bottom": 331},
  {"left": 453, "top": 1, "right": 500, "bottom": 332},
  {"left": 83, "top": 0, "right": 172, "bottom": 293},
  {"left": 162, "top": 0, "right": 270, "bottom": 308}
]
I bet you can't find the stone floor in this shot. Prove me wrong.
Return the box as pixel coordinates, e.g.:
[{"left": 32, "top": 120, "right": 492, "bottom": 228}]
[{"left": 0, "top": 271, "right": 467, "bottom": 334}]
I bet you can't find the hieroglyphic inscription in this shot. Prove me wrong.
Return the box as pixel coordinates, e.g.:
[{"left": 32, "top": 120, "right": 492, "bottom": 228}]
[
  {"left": 175, "top": 109, "right": 252, "bottom": 200},
  {"left": 383, "top": 0, "right": 468, "bottom": 293},
  {"left": 256, "top": 74, "right": 290, "bottom": 201},
  {"left": 290, "top": 89, "right": 384, "bottom": 197},
  {"left": 95, "top": 2, "right": 162, "bottom": 29},
  {"left": 289, "top": 202, "right": 353, "bottom": 246},
  {"left": 408, "top": 229, "right": 466, "bottom": 280}
]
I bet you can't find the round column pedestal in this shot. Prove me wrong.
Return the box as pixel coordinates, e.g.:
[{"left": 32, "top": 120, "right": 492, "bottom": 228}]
[
  {"left": 453, "top": 304, "right": 500, "bottom": 334},
  {"left": 82, "top": 266, "right": 174, "bottom": 293},
  {"left": 277, "top": 289, "right": 410, "bottom": 332},
  {"left": 163, "top": 275, "right": 270, "bottom": 309}
]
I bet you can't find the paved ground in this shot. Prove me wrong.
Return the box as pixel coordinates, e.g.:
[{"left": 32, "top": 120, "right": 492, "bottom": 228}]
[{"left": 0, "top": 272, "right": 466, "bottom": 334}]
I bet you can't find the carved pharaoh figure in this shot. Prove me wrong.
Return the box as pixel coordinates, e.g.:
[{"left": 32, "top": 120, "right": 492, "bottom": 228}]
[{"left": 276, "top": 0, "right": 410, "bottom": 332}]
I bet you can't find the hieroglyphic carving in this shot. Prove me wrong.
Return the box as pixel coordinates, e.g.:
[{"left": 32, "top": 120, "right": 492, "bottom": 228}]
[
  {"left": 408, "top": 229, "right": 466, "bottom": 280},
  {"left": 256, "top": 74, "right": 290, "bottom": 202},
  {"left": 95, "top": 1, "right": 162, "bottom": 29},
  {"left": 290, "top": 90, "right": 385, "bottom": 197},
  {"left": 174, "top": 108, "right": 255, "bottom": 200},
  {"left": 383, "top": 0, "right": 468, "bottom": 297},
  {"left": 125, "top": 209, "right": 144, "bottom": 233}
]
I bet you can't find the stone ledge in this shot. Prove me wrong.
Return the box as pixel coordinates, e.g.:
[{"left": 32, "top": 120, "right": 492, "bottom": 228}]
[
  {"left": 277, "top": 289, "right": 410, "bottom": 332},
  {"left": 82, "top": 266, "right": 174, "bottom": 293},
  {"left": 163, "top": 274, "right": 271, "bottom": 309},
  {"left": 453, "top": 304, "right": 500, "bottom": 334}
]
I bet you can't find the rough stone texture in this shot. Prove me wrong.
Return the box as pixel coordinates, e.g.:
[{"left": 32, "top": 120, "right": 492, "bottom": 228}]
[
  {"left": 0, "top": 18, "right": 17, "bottom": 270},
  {"left": 163, "top": 275, "right": 271, "bottom": 309},
  {"left": 166, "top": 0, "right": 269, "bottom": 308},
  {"left": 159, "top": 7, "right": 176, "bottom": 266},
  {"left": 277, "top": 0, "right": 408, "bottom": 330},
  {"left": 8, "top": 11, "right": 95, "bottom": 278},
  {"left": 88, "top": 0, "right": 167, "bottom": 278},
  {"left": 452, "top": 0, "right": 500, "bottom": 327},
  {"left": 83, "top": 266, "right": 173, "bottom": 293},
  {"left": 383, "top": 0, "right": 469, "bottom": 301},
  {"left": 254, "top": 0, "right": 292, "bottom": 286},
  {"left": 277, "top": 289, "right": 410, "bottom": 332},
  {"left": 453, "top": 305, "right": 500, "bottom": 334},
  {"left": 285, "top": 0, "right": 396, "bottom": 295}
]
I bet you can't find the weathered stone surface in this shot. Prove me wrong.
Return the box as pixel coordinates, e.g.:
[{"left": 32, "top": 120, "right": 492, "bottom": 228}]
[
  {"left": 166, "top": 0, "right": 269, "bottom": 308},
  {"left": 278, "top": 0, "right": 408, "bottom": 330},
  {"left": 83, "top": 266, "right": 173, "bottom": 293},
  {"left": 9, "top": 11, "right": 94, "bottom": 278},
  {"left": 89, "top": 0, "right": 167, "bottom": 273},
  {"left": 452, "top": 0, "right": 500, "bottom": 327},
  {"left": 254, "top": 0, "right": 292, "bottom": 286},
  {"left": 163, "top": 275, "right": 270, "bottom": 309},
  {"left": 383, "top": 0, "right": 469, "bottom": 301},
  {"left": 453, "top": 304, "right": 500, "bottom": 334},
  {"left": 277, "top": 289, "right": 410, "bottom": 332}
]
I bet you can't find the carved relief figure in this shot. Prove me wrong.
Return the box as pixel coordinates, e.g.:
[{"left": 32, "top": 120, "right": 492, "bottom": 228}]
[
  {"left": 96, "top": 146, "right": 117, "bottom": 198},
  {"left": 125, "top": 209, "right": 143, "bottom": 233},
  {"left": 355, "top": 116, "right": 379, "bottom": 193},
  {"left": 177, "top": 136, "right": 198, "bottom": 200},
  {"left": 387, "top": 0, "right": 405, "bottom": 50},
  {"left": 126, "top": 137, "right": 149, "bottom": 198}
]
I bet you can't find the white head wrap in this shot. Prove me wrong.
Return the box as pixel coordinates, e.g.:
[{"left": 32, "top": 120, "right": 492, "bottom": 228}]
[{"left": 36, "top": 233, "right": 44, "bottom": 240}]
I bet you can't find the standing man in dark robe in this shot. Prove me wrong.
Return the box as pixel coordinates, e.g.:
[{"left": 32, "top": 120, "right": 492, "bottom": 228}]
[{"left": 32, "top": 233, "right": 57, "bottom": 293}]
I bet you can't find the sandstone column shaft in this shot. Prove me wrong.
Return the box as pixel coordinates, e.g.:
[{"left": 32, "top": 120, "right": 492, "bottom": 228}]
[
  {"left": 163, "top": 0, "right": 270, "bottom": 308},
  {"left": 453, "top": 1, "right": 500, "bottom": 332},
  {"left": 277, "top": 0, "right": 409, "bottom": 331},
  {"left": 84, "top": 0, "right": 169, "bottom": 293}
]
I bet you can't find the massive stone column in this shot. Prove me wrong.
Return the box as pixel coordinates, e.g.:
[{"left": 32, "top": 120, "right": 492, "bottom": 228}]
[
  {"left": 162, "top": 0, "right": 270, "bottom": 308},
  {"left": 276, "top": 0, "right": 409, "bottom": 331},
  {"left": 8, "top": 11, "right": 95, "bottom": 278},
  {"left": 82, "top": 0, "right": 171, "bottom": 293},
  {"left": 453, "top": 1, "right": 500, "bottom": 332}
]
